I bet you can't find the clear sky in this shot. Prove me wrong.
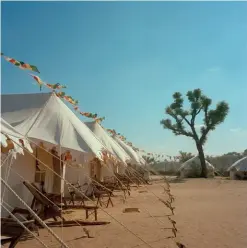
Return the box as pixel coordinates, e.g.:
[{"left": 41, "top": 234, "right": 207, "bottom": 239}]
[{"left": 1, "top": 1, "right": 247, "bottom": 156}]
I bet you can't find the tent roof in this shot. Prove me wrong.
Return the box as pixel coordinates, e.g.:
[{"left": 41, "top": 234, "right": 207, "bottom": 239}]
[
  {"left": 85, "top": 121, "right": 131, "bottom": 165},
  {"left": 1, "top": 92, "right": 106, "bottom": 157},
  {"left": 227, "top": 156, "right": 247, "bottom": 172},
  {"left": 1, "top": 117, "right": 33, "bottom": 154},
  {"left": 179, "top": 156, "right": 215, "bottom": 171},
  {"left": 112, "top": 135, "right": 145, "bottom": 165}
]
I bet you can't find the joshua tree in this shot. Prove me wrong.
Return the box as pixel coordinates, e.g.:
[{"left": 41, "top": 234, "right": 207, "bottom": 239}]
[{"left": 160, "top": 89, "right": 229, "bottom": 178}]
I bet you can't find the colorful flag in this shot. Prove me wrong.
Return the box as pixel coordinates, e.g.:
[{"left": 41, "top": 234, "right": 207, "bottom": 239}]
[
  {"left": 80, "top": 112, "right": 97, "bottom": 118},
  {"left": 3, "top": 55, "right": 40, "bottom": 73},
  {"left": 45, "top": 83, "right": 66, "bottom": 90},
  {"left": 56, "top": 92, "right": 66, "bottom": 98},
  {"left": 63, "top": 95, "right": 78, "bottom": 106},
  {"left": 73, "top": 106, "right": 79, "bottom": 111},
  {"left": 95, "top": 117, "right": 105, "bottom": 122},
  {"left": 107, "top": 129, "right": 116, "bottom": 135},
  {"left": 29, "top": 74, "right": 43, "bottom": 91}
]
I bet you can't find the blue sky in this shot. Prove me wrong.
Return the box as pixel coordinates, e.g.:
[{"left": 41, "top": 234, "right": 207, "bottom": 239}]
[{"left": 1, "top": 2, "right": 247, "bottom": 156}]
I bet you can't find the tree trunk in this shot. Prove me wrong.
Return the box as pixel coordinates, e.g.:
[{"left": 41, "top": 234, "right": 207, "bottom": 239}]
[{"left": 196, "top": 142, "right": 207, "bottom": 178}]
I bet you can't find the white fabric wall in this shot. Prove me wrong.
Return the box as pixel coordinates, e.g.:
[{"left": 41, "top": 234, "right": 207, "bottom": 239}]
[
  {"left": 117, "top": 163, "right": 126, "bottom": 175},
  {"left": 101, "top": 163, "right": 114, "bottom": 180},
  {"left": 230, "top": 170, "right": 236, "bottom": 180},
  {"left": 64, "top": 164, "right": 91, "bottom": 197},
  {"left": 1, "top": 151, "right": 36, "bottom": 217}
]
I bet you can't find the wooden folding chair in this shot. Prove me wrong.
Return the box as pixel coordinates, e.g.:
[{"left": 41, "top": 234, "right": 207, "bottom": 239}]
[
  {"left": 66, "top": 182, "right": 86, "bottom": 206},
  {"left": 1, "top": 218, "right": 35, "bottom": 248},
  {"left": 23, "top": 181, "right": 65, "bottom": 222},
  {"left": 92, "top": 183, "right": 114, "bottom": 208}
]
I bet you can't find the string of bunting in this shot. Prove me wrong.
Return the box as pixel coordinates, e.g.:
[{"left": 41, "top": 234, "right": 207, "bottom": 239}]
[
  {"left": 1, "top": 52, "right": 105, "bottom": 122},
  {"left": 27, "top": 73, "right": 104, "bottom": 122},
  {"left": 56, "top": 92, "right": 105, "bottom": 122},
  {"left": 29, "top": 74, "right": 66, "bottom": 91},
  {"left": 106, "top": 128, "right": 170, "bottom": 160},
  {"left": 1, "top": 53, "right": 40, "bottom": 73}
]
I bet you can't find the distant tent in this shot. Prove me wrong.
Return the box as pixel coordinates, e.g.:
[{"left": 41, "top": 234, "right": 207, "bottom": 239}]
[
  {"left": 112, "top": 135, "right": 146, "bottom": 166},
  {"left": 178, "top": 156, "right": 215, "bottom": 178},
  {"left": 85, "top": 121, "right": 131, "bottom": 174},
  {"left": 1, "top": 118, "right": 35, "bottom": 217},
  {"left": 227, "top": 156, "right": 247, "bottom": 180}
]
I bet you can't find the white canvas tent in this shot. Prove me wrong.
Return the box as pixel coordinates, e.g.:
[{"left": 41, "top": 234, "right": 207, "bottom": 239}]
[
  {"left": 1, "top": 92, "right": 109, "bottom": 196},
  {"left": 1, "top": 118, "right": 35, "bottom": 217},
  {"left": 85, "top": 121, "right": 131, "bottom": 175},
  {"left": 227, "top": 156, "right": 247, "bottom": 180},
  {"left": 178, "top": 156, "right": 215, "bottom": 178},
  {"left": 1, "top": 92, "right": 106, "bottom": 156},
  {"left": 112, "top": 135, "right": 146, "bottom": 166}
]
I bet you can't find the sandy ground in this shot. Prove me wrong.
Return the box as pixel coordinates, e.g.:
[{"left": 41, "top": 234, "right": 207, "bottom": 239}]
[{"left": 7, "top": 178, "right": 247, "bottom": 248}]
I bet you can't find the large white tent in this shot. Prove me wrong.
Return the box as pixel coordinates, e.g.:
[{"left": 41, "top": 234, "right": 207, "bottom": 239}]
[
  {"left": 227, "top": 156, "right": 247, "bottom": 180},
  {"left": 1, "top": 118, "right": 35, "bottom": 217},
  {"left": 178, "top": 156, "right": 215, "bottom": 178},
  {"left": 1, "top": 92, "right": 110, "bottom": 195},
  {"left": 85, "top": 121, "right": 131, "bottom": 174},
  {"left": 112, "top": 135, "right": 146, "bottom": 166},
  {"left": 1, "top": 92, "right": 106, "bottom": 157}
]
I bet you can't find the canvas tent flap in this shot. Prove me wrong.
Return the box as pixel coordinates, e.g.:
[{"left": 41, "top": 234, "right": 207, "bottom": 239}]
[
  {"left": 1, "top": 117, "right": 33, "bottom": 154},
  {"left": 113, "top": 135, "right": 145, "bottom": 165},
  {"left": 85, "top": 121, "right": 131, "bottom": 165},
  {"left": 1, "top": 93, "right": 106, "bottom": 158},
  {"left": 227, "top": 156, "right": 247, "bottom": 172}
]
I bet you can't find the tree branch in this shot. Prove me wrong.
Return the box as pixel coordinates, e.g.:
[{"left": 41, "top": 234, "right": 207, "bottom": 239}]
[
  {"left": 179, "top": 114, "right": 191, "bottom": 127},
  {"left": 199, "top": 124, "right": 212, "bottom": 144}
]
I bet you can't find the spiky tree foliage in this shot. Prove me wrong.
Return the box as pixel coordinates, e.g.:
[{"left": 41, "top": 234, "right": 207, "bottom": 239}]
[
  {"left": 142, "top": 155, "right": 159, "bottom": 165},
  {"left": 160, "top": 89, "right": 229, "bottom": 177},
  {"left": 178, "top": 151, "right": 194, "bottom": 163}
]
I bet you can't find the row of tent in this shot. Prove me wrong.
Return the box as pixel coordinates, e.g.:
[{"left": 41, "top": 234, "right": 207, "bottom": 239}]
[
  {"left": 1, "top": 92, "right": 147, "bottom": 216},
  {"left": 178, "top": 155, "right": 247, "bottom": 179}
]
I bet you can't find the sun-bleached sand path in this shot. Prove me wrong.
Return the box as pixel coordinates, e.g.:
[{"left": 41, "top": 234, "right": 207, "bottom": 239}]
[
  {"left": 6, "top": 178, "right": 247, "bottom": 248},
  {"left": 172, "top": 178, "right": 247, "bottom": 248}
]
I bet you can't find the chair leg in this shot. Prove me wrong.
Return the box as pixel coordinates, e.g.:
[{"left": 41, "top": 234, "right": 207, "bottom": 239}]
[
  {"left": 63, "top": 197, "right": 68, "bottom": 209},
  {"left": 8, "top": 221, "right": 30, "bottom": 248},
  {"left": 9, "top": 235, "right": 23, "bottom": 248},
  {"left": 94, "top": 210, "right": 97, "bottom": 221},
  {"left": 96, "top": 196, "right": 100, "bottom": 207},
  {"left": 107, "top": 195, "right": 114, "bottom": 208}
]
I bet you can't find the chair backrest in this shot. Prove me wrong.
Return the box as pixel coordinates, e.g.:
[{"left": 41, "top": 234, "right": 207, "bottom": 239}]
[
  {"left": 1, "top": 218, "right": 34, "bottom": 237},
  {"left": 23, "top": 181, "right": 51, "bottom": 206},
  {"left": 67, "top": 183, "right": 76, "bottom": 193}
]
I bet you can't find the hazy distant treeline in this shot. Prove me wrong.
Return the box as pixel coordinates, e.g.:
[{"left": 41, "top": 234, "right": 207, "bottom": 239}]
[{"left": 147, "top": 150, "right": 247, "bottom": 175}]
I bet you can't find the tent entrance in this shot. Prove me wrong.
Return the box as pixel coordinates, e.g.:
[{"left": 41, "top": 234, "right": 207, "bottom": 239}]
[
  {"left": 34, "top": 147, "right": 54, "bottom": 194},
  {"left": 90, "top": 158, "right": 102, "bottom": 181}
]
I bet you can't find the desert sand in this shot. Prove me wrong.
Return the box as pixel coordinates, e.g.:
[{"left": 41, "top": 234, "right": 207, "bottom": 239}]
[{"left": 11, "top": 178, "right": 247, "bottom": 248}]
